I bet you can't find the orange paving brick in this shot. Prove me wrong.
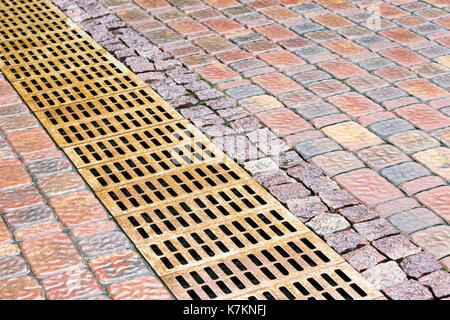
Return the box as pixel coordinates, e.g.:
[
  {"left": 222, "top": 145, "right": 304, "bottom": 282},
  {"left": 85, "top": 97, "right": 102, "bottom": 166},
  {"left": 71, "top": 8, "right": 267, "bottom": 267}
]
[
  {"left": 0, "top": 159, "right": 31, "bottom": 190},
  {"left": 381, "top": 28, "right": 425, "bottom": 45},
  {"left": 0, "top": 186, "right": 43, "bottom": 212},
  {"left": 323, "top": 39, "right": 367, "bottom": 56},
  {"left": 254, "top": 24, "right": 297, "bottom": 41},
  {"left": 319, "top": 59, "right": 367, "bottom": 79},
  {"left": 41, "top": 268, "right": 102, "bottom": 300},
  {"left": 396, "top": 79, "right": 449, "bottom": 101},
  {"left": 107, "top": 276, "right": 173, "bottom": 300},
  {"left": 322, "top": 122, "right": 383, "bottom": 151},
  {"left": 260, "top": 6, "right": 302, "bottom": 23},
  {"left": 20, "top": 232, "right": 84, "bottom": 277},
  {"left": 252, "top": 72, "right": 302, "bottom": 95},
  {"left": 380, "top": 47, "right": 428, "bottom": 67},
  {"left": 6, "top": 128, "right": 56, "bottom": 156},
  {"left": 168, "top": 19, "right": 209, "bottom": 37},
  {"left": 49, "top": 191, "right": 109, "bottom": 228},
  {"left": 327, "top": 93, "right": 383, "bottom": 118},
  {"left": 256, "top": 108, "right": 313, "bottom": 136},
  {"left": 14, "top": 221, "right": 63, "bottom": 241},
  {"left": 0, "top": 276, "right": 44, "bottom": 300},
  {"left": 259, "top": 50, "right": 305, "bottom": 69},
  {"left": 194, "top": 63, "right": 239, "bottom": 83},
  {"left": 204, "top": 17, "right": 246, "bottom": 35},
  {"left": 394, "top": 104, "right": 450, "bottom": 132},
  {"left": 313, "top": 14, "right": 354, "bottom": 30}
]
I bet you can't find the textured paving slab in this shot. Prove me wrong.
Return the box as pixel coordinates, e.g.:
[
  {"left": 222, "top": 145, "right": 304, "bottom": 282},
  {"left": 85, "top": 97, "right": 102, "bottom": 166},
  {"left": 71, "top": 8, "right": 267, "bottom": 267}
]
[{"left": 0, "top": 0, "right": 382, "bottom": 301}]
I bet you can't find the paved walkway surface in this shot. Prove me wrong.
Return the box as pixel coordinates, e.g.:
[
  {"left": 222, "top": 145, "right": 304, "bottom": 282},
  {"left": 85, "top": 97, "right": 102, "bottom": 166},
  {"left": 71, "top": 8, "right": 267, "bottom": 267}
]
[{"left": 0, "top": 0, "right": 449, "bottom": 300}]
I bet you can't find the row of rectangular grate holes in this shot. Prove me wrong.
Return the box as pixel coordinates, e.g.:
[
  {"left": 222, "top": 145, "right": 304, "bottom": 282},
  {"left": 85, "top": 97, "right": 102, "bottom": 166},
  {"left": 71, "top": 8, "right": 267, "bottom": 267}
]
[
  {"left": 50, "top": 107, "right": 179, "bottom": 145},
  {"left": 5, "top": 51, "right": 115, "bottom": 80},
  {"left": 0, "top": 5, "right": 63, "bottom": 21},
  {"left": 169, "top": 237, "right": 338, "bottom": 299},
  {"left": 0, "top": 12, "right": 65, "bottom": 30},
  {"left": 0, "top": 29, "right": 86, "bottom": 52},
  {"left": 68, "top": 121, "right": 200, "bottom": 166},
  {"left": 26, "top": 75, "right": 143, "bottom": 109},
  {"left": 0, "top": 20, "right": 72, "bottom": 40},
  {"left": 103, "top": 162, "right": 243, "bottom": 212},
  {"left": 0, "top": 0, "right": 45, "bottom": 6},
  {"left": 39, "top": 88, "right": 161, "bottom": 124},
  {"left": 16, "top": 63, "right": 127, "bottom": 93},
  {"left": 84, "top": 141, "right": 218, "bottom": 189},
  {"left": 0, "top": 40, "right": 101, "bottom": 67},
  {"left": 0, "top": 0, "right": 54, "bottom": 12},
  {"left": 244, "top": 270, "right": 369, "bottom": 300},
  {"left": 143, "top": 216, "right": 302, "bottom": 271},
  {"left": 126, "top": 207, "right": 291, "bottom": 241},
  {"left": 116, "top": 183, "right": 271, "bottom": 233}
]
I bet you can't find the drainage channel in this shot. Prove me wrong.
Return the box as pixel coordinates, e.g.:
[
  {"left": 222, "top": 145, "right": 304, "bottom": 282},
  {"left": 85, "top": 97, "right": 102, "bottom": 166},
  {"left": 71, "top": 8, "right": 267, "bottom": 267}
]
[{"left": 0, "top": 0, "right": 382, "bottom": 300}]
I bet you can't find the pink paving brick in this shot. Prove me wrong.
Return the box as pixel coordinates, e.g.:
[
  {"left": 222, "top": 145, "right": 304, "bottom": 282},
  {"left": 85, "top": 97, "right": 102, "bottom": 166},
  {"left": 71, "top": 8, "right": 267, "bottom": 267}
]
[
  {"left": 334, "top": 169, "right": 404, "bottom": 207},
  {"left": 252, "top": 73, "right": 303, "bottom": 95}
]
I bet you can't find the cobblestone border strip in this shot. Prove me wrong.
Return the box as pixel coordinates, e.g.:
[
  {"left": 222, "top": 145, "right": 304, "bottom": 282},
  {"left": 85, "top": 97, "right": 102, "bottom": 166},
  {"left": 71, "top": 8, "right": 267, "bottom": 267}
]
[{"left": 48, "top": 0, "right": 450, "bottom": 300}]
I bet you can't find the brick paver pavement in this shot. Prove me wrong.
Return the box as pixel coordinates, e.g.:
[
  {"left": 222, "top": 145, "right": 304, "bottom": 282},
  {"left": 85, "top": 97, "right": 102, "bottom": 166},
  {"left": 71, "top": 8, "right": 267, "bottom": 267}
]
[
  {"left": 0, "top": 0, "right": 449, "bottom": 300},
  {"left": 0, "top": 73, "right": 172, "bottom": 300}
]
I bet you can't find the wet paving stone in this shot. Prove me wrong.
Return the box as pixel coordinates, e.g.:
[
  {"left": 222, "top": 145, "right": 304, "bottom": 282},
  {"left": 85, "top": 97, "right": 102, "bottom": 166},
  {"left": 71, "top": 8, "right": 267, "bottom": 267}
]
[
  {"left": 368, "top": 118, "right": 415, "bottom": 138},
  {"left": 388, "top": 130, "right": 441, "bottom": 154},
  {"left": 287, "top": 196, "right": 328, "bottom": 221},
  {"left": 415, "top": 186, "right": 450, "bottom": 222},
  {"left": 0, "top": 186, "right": 43, "bottom": 213},
  {"left": 0, "top": 159, "right": 32, "bottom": 191},
  {"left": 335, "top": 169, "right": 404, "bottom": 207},
  {"left": 322, "top": 121, "right": 383, "bottom": 151},
  {"left": 89, "top": 250, "right": 149, "bottom": 284},
  {"left": 268, "top": 182, "right": 311, "bottom": 203},
  {"left": 41, "top": 268, "right": 102, "bottom": 300},
  {"left": 0, "top": 256, "right": 29, "bottom": 281},
  {"left": 21, "top": 233, "right": 84, "bottom": 277},
  {"left": 26, "top": 157, "right": 73, "bottom": 179},
  {"left": 5, "top": 0, "right": 450, "bottom": 300},
  {"left": 37, "top": 172, "right": 85, "bottom": 198},
  {"left": 77, "top": 231, "right": 132, "bottom": 259},
  {"left": 107, "top": 275, "right": 173, "bottom": 300},
  {"left": 0, "top": 276, "right": 43, "bottom": 300},
  {"left": 49, "top": 191, "right": 109, "bottom": 228},
  {"left": 413, "top": 147, "right": 450, "bottom": 181}
]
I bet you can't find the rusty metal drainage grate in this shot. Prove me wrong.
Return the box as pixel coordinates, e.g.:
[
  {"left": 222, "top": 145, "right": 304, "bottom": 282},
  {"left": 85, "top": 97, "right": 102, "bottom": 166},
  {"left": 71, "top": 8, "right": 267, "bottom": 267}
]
[{"left": 0, "top": 0, "right": 382, "bottom": 300}]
